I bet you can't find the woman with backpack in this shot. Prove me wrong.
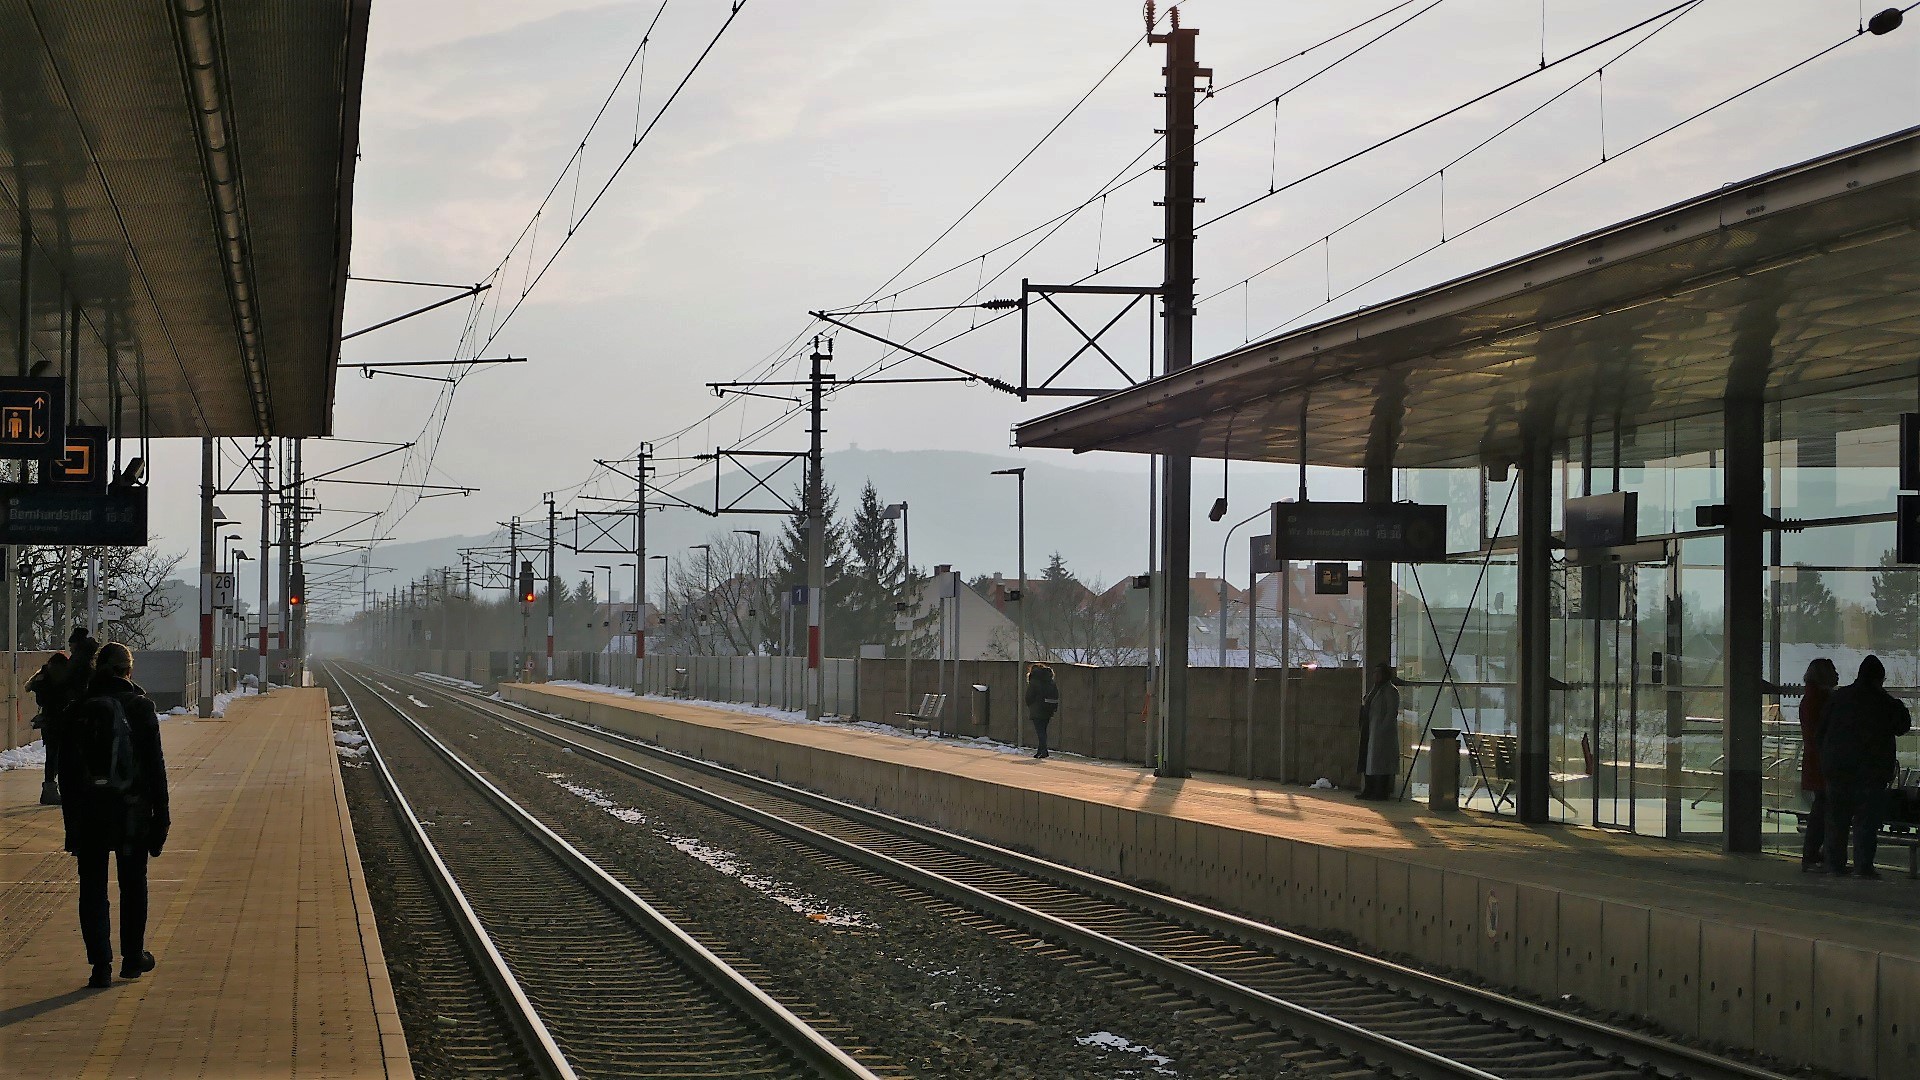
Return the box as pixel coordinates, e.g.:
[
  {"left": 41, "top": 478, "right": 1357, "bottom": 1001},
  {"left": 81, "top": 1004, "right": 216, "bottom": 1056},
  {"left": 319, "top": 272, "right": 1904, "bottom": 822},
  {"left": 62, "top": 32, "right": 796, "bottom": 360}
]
[
  {"left": 56, "top": 642, "right": 169, "bottom": 988},
  {"left": 1024, "top": 663, "right": 1060, "bottom": 760}
]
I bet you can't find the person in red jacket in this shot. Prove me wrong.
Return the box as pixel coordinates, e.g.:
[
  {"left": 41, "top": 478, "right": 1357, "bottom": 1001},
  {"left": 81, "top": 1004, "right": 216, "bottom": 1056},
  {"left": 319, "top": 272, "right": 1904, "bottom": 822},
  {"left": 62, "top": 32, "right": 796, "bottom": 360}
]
[{"left": 1797, "top": 658, "right": 1839, "bottom": 872}]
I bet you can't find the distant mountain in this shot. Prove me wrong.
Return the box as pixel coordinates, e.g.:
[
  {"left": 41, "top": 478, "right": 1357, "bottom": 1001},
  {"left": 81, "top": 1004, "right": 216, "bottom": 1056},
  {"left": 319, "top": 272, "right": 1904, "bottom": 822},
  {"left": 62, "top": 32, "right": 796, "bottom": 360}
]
[{"left": 342, "top": 449, "right": 1360, "bottom": 607}]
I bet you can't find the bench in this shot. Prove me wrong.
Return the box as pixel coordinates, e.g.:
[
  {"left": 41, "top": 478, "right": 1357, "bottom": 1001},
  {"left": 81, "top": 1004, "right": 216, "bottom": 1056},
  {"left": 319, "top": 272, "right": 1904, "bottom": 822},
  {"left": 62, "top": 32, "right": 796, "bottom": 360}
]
[
  {"left": 895, "top": 693, "right": 947, "bottom": 737},
  {"left": 1460, "top": 729, "right": 1578, "bottom": 813}
]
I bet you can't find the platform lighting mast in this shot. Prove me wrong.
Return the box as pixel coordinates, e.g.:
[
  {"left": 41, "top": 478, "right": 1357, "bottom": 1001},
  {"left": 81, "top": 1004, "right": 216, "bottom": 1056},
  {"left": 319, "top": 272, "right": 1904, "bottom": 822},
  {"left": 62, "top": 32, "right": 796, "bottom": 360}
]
[
  {"left": 805, "top": 338, "right": 834, "bottom": 721},
  {"left": 258, "top": 438, "right": 271, "bottom": 689},
  {"left": 1151, "top": 5, "right": 1207, "bottom": 778},
  {"left": 546, "top": 492, "right": 557, "bottom": 680}
]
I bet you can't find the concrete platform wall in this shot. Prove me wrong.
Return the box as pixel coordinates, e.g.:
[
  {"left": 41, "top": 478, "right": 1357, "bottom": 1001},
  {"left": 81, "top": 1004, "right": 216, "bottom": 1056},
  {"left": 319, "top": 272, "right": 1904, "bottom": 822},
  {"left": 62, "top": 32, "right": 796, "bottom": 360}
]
[{"left": 504, "top": 683, "right": 1916, "bottom": 1080}]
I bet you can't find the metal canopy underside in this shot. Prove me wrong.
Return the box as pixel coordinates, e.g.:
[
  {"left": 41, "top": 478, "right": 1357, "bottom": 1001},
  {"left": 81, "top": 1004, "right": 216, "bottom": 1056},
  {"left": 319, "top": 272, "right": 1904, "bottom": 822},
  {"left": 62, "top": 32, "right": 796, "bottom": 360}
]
[
  {"left": 0, "top": 0, "right": 369, "bottom": 438},
  {"left": 1014, "top": 127, "right": 1920, "bottom": 470}
]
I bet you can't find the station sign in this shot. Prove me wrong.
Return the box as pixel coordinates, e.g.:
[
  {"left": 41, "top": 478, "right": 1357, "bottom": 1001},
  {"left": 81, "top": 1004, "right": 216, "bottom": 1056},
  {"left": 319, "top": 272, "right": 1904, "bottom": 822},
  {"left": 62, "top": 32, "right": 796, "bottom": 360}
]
[
  {"left": 44, "top": 424, "right": 110, "bottom": 491},
  {"left": 212, "top": 572, "right": 236, "bottom": 609},
  {"left": 0, "top": 484, "right": 147, "bottom": 546},
  {"left": 0, "top": 377, "right": 65, "bottom": 460},
  {"left": 1269, "top": 501, "right": 1447, "bottom": 562},
  {"left": 1563, "top": 491, "right": 1638, "bottom": 550},
  {"left": 1313, "top": 562, "right": 1351, "bottom": 595}
]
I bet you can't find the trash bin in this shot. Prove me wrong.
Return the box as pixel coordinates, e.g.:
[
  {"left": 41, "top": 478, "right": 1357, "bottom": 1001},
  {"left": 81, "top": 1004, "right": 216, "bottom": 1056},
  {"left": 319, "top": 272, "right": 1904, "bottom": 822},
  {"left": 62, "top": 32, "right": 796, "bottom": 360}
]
[
  {"left": 1429, "top": 728, "right": 1462, "bottom": 812},
  {"left": 971, "top": 684, "right": 990, "bottom": 733}
]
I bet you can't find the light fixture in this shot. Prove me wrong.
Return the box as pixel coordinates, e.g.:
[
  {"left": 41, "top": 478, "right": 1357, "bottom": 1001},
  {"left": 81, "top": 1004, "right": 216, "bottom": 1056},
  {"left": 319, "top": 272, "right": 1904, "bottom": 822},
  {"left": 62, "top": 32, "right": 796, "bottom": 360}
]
[
  {"left": 110, "top": 457, "right": 147, "bottom": 491},
  {"left": 1207, "top": 496, "right": 1228, "bottom": 522},
  {"left": 1868, "top": 8, "right": 1903, "bottom": 35},
  {"left": 27, "top": 359, "right": 51, "bottom": 377}
]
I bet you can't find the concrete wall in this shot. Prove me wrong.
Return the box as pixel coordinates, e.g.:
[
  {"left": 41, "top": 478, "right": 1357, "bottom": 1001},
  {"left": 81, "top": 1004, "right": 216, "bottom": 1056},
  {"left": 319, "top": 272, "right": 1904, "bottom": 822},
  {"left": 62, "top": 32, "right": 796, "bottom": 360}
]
[
  {"left": 858, "top": 658, "right": 1365, "bottom": 782},
  {"left": 504, "top": 682, "right": 1916, "bottom": 1080}
]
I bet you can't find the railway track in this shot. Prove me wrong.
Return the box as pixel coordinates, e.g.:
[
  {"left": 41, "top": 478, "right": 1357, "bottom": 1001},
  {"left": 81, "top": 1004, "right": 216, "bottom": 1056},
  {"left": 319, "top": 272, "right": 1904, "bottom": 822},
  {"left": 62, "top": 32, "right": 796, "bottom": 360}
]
[
  {"left": 378, "top": 664, "right": 1800, "bottom": 1080},
  {"left": 323, "top": 662, "right": 882, "bottom": 1080}
]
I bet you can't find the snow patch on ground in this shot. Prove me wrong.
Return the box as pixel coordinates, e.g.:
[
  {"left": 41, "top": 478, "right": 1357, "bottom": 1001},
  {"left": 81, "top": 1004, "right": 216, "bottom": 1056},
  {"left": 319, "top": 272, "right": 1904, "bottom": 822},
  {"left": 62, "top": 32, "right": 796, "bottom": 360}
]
[
  {"left": 415, "top": 672, "right": 482, "bottom": 691},
  {"left": 543, "top": 772, "right": 873, "bottom": 928},
  {"left": 330, "top": 704, "right": 368, "bottom": 762},
  {"left": 1, "top": 739, "right": 47, "bottom": 771},
  {"left": 211, "top": 687, "right": 258, "bottom": 718},
  {"left": 406, "top": 695, "right": 433, "bottom": 711},
  {"left": 1076, "top": 1032, "right": 1177, "bottom": 1075}
]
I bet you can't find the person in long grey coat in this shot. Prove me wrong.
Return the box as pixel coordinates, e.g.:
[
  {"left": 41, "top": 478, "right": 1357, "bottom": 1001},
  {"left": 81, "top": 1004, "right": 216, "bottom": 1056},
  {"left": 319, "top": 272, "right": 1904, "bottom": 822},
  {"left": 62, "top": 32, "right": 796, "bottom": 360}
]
[{"left": 1357, "top": 663, "right": 1401, "bottom": 800}]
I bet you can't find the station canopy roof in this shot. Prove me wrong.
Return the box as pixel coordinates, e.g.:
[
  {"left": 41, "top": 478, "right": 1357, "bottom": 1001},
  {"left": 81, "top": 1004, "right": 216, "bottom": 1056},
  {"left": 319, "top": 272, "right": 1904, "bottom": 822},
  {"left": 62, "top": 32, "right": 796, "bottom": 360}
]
[
  {"left": 0, "top": 0, "right": 369, "bottom": 438},
  {"left": 1014, "top": 126, "right": 1920, "bottom": 470}
]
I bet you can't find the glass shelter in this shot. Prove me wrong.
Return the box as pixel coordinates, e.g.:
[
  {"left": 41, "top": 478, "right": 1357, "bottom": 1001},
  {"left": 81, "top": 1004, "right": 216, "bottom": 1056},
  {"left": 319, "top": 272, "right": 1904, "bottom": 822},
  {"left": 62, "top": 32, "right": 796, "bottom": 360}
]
[{"left": 1016, "top": 127, "right": 1920, "bottom": 857}]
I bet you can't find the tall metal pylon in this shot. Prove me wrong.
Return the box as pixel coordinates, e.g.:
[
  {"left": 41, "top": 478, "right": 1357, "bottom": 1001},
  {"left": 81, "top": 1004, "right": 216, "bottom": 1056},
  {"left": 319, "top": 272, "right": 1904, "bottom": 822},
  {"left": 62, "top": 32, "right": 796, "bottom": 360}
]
[
  {"left": 804, "top": 338, "right": 834, "bottom": 721},
  {"left": 1152, "top": 7, "right": 1208, "bottom": 778}
]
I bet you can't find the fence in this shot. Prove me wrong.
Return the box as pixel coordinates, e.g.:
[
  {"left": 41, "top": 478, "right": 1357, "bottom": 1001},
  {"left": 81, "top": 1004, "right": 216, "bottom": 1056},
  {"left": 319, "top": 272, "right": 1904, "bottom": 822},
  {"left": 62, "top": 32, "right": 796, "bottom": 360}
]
[{"left": 638, "top": 654, "right": 859, "bottom": 717}]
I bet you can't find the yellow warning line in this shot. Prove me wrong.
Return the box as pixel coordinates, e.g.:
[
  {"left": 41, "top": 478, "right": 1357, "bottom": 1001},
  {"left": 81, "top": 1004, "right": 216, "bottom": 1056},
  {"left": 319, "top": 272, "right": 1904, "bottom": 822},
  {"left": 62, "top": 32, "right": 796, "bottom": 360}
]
[{"left": 76, "top": 718, "right": 276, "bottom": 1079}]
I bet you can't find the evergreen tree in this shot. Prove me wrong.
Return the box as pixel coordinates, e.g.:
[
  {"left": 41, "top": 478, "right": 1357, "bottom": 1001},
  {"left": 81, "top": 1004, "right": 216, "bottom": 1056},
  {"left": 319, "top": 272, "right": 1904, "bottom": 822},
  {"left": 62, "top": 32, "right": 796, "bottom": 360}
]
[
  {"left": 1028, "top": 551, "right": 1085, "bottom": 656},
  {"left": 1786, "top": 562, "right": 1839, "bottom": 644},
  {"left": 1871, "top": 547, "right": 1919, "bottom": 654},
  {"left": 771, "top": 480, "right": 852, "bottom": 653},
  {"left": 842, "top": 483, "right": 903, "bottom": 651}
]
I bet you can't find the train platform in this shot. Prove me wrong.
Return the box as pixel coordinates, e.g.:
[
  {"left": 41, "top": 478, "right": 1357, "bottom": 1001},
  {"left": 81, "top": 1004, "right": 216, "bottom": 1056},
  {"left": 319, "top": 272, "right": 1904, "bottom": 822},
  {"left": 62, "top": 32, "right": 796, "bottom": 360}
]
[
  {"left": 503, "top": 681, "right": 1918, "bottom": 1079},
  {"left": 0, "top": 688, "right": 410, "bottom": 1079}
]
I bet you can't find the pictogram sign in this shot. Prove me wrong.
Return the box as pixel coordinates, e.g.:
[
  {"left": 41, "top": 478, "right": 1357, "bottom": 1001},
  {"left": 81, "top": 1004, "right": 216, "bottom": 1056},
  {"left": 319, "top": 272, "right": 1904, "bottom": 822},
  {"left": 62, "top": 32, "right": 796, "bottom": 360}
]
[
  {"left": 0, "top": 377, "right": 65, "bottom": 460},
  {"left": 47, "top": 425, "right": 108, "bottom": 491}
]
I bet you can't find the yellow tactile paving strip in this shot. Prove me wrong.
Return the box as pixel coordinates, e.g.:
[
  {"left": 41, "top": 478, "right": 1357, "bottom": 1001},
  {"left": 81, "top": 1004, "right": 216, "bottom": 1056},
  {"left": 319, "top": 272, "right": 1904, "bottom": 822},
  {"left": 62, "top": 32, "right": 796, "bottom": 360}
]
[
  {"left": 0, "top": 689, "right": 410, "bottom": 1079},
  {"left": 520, "top": 683, "right": 1920, "bottom": 963}
]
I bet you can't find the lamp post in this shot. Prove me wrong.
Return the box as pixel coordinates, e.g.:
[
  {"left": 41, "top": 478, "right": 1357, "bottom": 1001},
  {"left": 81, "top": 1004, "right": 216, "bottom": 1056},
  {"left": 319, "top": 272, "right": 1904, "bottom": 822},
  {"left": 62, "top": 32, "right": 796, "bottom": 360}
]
[
  {"left": 882, "top": 502, "right": 911, "bottom": 714},
  {"left": 220, "top": 533, "right": 242, "bottom": 689},
  {"left": 231, "top": 549, "right": 252, "bottom": 692},
  {"left": 1222, "top": 507, "right": 1268, "bottom": 780},
  {"left": 689, "top": 544, "right": 712, "bottom": 651},
  {"left": 732, "top": 530, "right": 762, "bottom": 655},
  {"left": 647, "top": 554, "right": 669, "bottom": 659},
  {"left": 990, "top": 469, "right": 1026, "bottom": 746}
]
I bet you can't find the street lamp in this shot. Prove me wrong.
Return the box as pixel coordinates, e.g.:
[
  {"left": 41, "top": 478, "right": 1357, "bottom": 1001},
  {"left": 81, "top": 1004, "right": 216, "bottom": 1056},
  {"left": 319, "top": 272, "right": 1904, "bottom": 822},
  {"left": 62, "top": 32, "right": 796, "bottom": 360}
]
[
  {"left": 647, "top": 554, "right": 669, "bottom": 641},
  {"left": 882, "top": 502, "right": 912, "bottom": 710},
  {"left": 732, "top": 530, "right": 762, "bottom": 655},
  {"left": 232, "top": 549, "right": 252, "bottom": 692},
  {"left": 688, "top": 544, "right": 712, "bottom": 644},
  {"left": 990, "top": 469, "right": 1027, "bottom": 745}
]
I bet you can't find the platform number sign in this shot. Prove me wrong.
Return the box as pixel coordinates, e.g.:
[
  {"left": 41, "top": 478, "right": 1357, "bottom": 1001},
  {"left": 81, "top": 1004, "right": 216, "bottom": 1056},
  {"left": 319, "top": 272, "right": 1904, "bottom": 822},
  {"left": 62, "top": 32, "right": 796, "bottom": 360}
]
[
  {"left": 621, "top": 609, "right": 638, "bottom": 633},
  {"left": 0, "top": 377, "right": 65, "bottom": 460},
  {"left": 212, "top": 572, "right": 236, "bottom": 610},
  {"left": 1313, "top": 562, "right": 1351, "bottom": 595}
]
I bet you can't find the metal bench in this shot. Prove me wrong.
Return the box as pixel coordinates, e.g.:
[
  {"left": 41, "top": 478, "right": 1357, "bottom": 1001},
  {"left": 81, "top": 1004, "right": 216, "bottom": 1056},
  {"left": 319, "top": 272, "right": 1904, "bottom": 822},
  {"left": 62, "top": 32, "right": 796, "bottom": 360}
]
[
  {"left": 1461, "top": 729, "right": 1578, "bottom": 813},
  {"left": 895, "top": 693, "right": 947, "bottom": 737}
]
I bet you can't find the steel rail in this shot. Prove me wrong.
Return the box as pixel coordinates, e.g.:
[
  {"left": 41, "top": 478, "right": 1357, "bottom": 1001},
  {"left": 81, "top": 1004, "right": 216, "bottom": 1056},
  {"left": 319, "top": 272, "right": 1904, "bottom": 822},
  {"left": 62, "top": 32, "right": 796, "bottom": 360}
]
[
  {"left": 402, "top": 669, "right": 1793, "bottom": 1080},
  {"left": 332, "top": 664, "right": 882, "bottom": 1080},
  {"left": 386, "top": 670, "right": 1493, "bottom": 1079},
  {"left": 327, "top": 663, "right": 577, "bottom": 1080}
]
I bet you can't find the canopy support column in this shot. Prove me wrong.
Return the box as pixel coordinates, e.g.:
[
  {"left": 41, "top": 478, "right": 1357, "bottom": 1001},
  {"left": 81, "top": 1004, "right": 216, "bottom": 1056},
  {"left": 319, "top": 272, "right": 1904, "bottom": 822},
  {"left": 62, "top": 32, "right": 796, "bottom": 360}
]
[
  {"left": 1517, "top": 436, "right": 1553, "bottom": 823},
  {"left": 1723, "top": 396, "right": 1766, "bottom": 852}
]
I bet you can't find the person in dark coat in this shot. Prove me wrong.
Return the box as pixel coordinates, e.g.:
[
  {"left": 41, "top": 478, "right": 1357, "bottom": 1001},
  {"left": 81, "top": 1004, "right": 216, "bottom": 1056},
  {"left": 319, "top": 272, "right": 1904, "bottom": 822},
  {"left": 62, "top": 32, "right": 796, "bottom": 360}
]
[
  {"left": 1819, "top": 654, "right": 1911, "bottom": 878},
  {"left": 1357, "top": 663, "right": 1401, "bottom": 800},
  {"left": 1798, "top": 658, "right": 1839, "bottom": 871},
  {"left": 55, "top": 642, "right": 169, "bottom": 987},
  {"left": 1024, "top": 663, "right": 1059, "bottom": 760},
  {"left": 26, "top": 651, "right": 71, "bottom": 805}
]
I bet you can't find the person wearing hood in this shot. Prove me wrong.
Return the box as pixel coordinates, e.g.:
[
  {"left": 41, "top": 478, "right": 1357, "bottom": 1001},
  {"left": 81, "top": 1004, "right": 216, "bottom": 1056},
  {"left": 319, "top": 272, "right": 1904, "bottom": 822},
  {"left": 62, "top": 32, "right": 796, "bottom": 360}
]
[
  {"left": 1819, "top": 654, "right": 1911, "bottom": 878},
  {"left": 1024, "top": 663, "right": 1060, "bottom": 760}
]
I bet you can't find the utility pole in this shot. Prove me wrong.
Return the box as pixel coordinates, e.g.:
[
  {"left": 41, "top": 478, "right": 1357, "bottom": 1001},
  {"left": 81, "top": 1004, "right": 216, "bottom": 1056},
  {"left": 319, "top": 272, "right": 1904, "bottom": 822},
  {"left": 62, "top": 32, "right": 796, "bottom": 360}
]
[
  {"left": 805, "top": 337, "right": 834, "bottom": 721},
  {"left": 291, "top": 437, "right": 304, "bottom": 679},
  {"left": 511, "top": 517, "right": 524, "bottom": 679},
  {"left": 635, "top": 445, "right": 649, "bottom": 685},
  {"left": 257, "top": 438, "right": 271, "bottom": 689},
  {"left": 198, "top": 439, "right": 215, "bottom": 715},
  {"left": 545, "top": 492, "right": 557, "bottom": 681},
  {"left": 1151, "top": 7, "right": 1207, "bottom": 779}
]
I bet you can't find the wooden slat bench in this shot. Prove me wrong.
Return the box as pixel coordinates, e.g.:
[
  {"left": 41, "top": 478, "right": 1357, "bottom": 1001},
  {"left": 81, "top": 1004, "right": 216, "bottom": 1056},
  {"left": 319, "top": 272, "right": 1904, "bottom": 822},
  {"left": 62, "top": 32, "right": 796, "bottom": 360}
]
[{"left": 895, "top": 693, "right": 947, "bottom": 737}]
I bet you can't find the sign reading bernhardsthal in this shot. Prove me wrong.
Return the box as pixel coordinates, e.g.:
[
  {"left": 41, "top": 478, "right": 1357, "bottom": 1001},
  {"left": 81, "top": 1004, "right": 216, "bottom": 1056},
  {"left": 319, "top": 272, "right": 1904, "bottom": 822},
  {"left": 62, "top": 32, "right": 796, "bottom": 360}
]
[
  {"left": 1270, "top": 501, "right": 1447, "bottom": 562},
  {"left": 0, "top": 485, "right": 148, "bottom": 546}
]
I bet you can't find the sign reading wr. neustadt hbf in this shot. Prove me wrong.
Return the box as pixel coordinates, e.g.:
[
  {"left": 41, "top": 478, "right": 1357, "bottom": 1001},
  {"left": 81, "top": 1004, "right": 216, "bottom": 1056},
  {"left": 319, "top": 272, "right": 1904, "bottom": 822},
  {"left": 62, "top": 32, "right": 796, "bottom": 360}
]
[{"left": 1270, "top": 501, "right": 1448, "bottom": 563}]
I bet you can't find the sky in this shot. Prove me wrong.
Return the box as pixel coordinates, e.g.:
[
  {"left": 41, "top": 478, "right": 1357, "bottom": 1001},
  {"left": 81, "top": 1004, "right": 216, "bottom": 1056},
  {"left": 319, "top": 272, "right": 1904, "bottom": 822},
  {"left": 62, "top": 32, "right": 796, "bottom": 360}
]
[{"left": 142, "top": 0, "right": 1920, "bottom": 615}]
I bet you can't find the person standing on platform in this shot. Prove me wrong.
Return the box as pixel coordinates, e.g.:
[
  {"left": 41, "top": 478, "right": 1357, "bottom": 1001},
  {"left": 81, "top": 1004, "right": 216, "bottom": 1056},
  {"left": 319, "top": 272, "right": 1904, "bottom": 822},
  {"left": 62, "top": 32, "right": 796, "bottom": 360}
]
[
  {"left": 27, "top": 651, "right": 71, "bottom": 806},
  {"left": 57, "top": 642, "right": 170, "bottom": 987},
  {"left": 1357, "top": 663, "right": 1401, "bottom": 801},
  {"left": 1820, "top": 654, "right": 1911, "bottom": 878},
  {"left": 1025, "top": 662, "right": 1059, "bottom": 760},
  {"left": 1798, "top": 658, "right": 1839, "bottom": 872}
]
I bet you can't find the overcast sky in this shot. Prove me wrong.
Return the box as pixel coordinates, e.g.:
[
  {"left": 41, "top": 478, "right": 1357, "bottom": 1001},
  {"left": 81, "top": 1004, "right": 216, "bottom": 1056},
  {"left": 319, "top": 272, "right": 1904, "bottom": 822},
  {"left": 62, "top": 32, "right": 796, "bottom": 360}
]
[{"left": 145, "top": 0, "right": 1919, "bottom": 612}]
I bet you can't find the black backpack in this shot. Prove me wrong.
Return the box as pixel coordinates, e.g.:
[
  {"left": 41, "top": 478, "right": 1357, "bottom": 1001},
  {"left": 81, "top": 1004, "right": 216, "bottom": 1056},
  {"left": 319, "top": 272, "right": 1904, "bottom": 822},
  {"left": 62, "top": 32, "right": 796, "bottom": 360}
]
[{"left": 75, "top": 693, "right": 140, "bottom": 800}]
